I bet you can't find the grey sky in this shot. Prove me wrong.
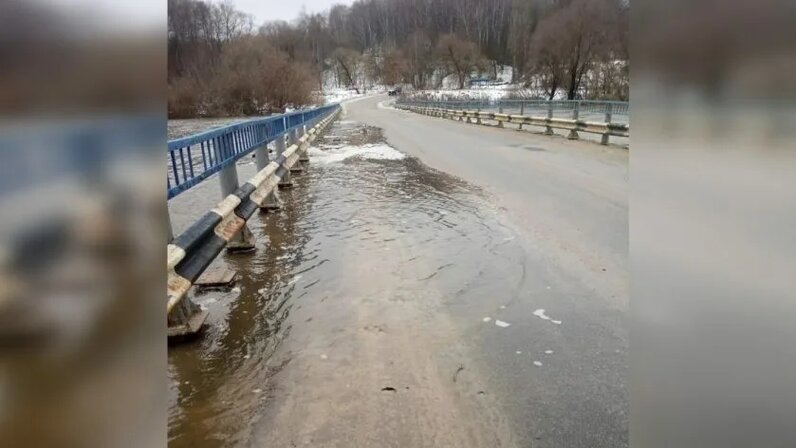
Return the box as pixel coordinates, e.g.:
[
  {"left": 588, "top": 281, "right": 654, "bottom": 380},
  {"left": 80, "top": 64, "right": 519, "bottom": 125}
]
[
  {"left": 42, "top": 0, "right": 353, "bottom": 31},
  {"left": 232, "top": 0, "right": 356, "bottom": 25}
]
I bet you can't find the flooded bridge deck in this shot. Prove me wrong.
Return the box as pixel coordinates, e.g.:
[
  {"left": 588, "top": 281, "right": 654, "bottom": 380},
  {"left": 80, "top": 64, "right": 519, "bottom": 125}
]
[{"left": 168, "top": 96, "right": 628, "bottom": 448}]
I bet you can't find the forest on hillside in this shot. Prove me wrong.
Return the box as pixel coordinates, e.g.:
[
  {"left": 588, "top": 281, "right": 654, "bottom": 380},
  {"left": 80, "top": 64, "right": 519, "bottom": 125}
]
[{"left": 168, "top": 0, "right": 629, "bottom": 118}]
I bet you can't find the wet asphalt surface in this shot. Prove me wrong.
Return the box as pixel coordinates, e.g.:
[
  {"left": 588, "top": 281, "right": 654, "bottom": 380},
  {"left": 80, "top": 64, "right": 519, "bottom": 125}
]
[{"left": 167, "top": 95, "right": 628, "bottom": 447}]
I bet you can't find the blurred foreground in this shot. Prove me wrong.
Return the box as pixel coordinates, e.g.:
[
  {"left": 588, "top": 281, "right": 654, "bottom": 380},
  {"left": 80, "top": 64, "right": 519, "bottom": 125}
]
[
  {"left": 633, "top": 1, "right": 796, "bottom": 447},
  {"left": 0, "top": 1, "right": 166, "bottom": 446}
]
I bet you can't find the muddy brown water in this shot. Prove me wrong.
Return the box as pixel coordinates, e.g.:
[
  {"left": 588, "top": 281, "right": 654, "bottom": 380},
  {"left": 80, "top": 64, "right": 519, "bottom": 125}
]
[{"left": 167, "top": 116, "right": 627, "bottom": 447}]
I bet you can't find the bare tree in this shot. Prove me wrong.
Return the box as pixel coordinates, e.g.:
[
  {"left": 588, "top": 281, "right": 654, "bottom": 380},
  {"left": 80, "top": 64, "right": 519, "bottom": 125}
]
[
  {"left": 382, "top": 48, "right": 409, "bottom": 86},
  {"left": 404, "top": 30, "right": 434, "bottom": 89},
  {"left": 528, "top": 0, "right": 621, "bottom": 100},
  {"left": 332, "top": 47, "right": 363, "bottom": 93},
  {"left": 435, "top": 33, "right": 486, "bottom": 89}
]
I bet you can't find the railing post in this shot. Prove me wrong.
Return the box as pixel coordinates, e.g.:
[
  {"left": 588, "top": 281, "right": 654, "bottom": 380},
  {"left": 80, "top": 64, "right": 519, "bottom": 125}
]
[
  {"left": 255, "top": 133, "right": 270, "bottom": 172},
  {"left": 518, "top": 101, "right": 525, "bottom": 130},
  {"left": 568, "top": 101, "right": 580, "bottom": 140},
  {"left": 276, "top": 125, "right": 292, "bottom": 189},
  {"left": 545, "top": 102, "right": 554, "bottom": 135},
  {"left": 215, "top": 134, "right": 255, "bottom": 252},
  {"left": 288, "top": 124, "right": 303, "bottom": 173},
  {"left": 216, "top": 142, "right": 240, "bottom": 199},
  {"left": 258, "top": 137, "right": 282, "bottom": 210},
  {"left": 601, "top": 103, "right": 613, "bottom": 146},
  {"left": 299, "top": 114, "right": 310, "bottom": 163}
]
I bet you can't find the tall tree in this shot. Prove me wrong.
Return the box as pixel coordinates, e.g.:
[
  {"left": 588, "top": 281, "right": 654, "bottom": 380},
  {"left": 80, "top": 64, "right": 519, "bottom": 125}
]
[{"left": 435, "top": 33, "right": 486, "bottom": 89}]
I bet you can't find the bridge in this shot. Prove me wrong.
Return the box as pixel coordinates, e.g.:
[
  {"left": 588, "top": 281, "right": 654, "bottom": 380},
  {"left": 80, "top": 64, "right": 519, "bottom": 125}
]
[{"left": 167, "top": 95, "right": 628, "bottom": 447}]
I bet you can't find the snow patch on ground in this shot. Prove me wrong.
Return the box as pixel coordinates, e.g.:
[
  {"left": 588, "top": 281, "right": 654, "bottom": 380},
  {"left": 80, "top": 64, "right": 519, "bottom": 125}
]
[
  {"left": 533, "top": 309, "right": 562, "bottom": 325},
  {"left": 321, "top": 88, "right": 365, "bottom": 104},
  {"left": 418, "top": 85, "right": 516, "bottom": 101},
  {"left": 308, "top": 143, "right": 405, "bottom": 164}
]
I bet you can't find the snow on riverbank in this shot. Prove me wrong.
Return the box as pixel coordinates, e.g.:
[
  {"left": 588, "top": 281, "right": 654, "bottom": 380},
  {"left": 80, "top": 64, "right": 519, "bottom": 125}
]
[{"left": 321, "top": 86, "right": 387, "bottom": 104}]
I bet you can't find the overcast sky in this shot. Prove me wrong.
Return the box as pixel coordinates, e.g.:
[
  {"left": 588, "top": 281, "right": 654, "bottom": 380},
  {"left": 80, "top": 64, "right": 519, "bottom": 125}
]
[
  {"left": 233, "top": 0, "right": 356, "bottom": 25},
  {"left": 40, "top": 0, "right": 354, "bottom": 31}
]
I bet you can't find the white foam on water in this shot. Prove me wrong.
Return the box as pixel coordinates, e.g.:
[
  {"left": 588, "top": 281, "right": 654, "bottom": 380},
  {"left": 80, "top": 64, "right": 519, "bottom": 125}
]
[
  {"left": 533, "top": 309, "right": 562, "bottom": 325},
  {"left": 308, "top": 143, "right": 405, "bottom": 164},
  {"left": 533, "top": 361, "right": 543, "bottom": 367},
  {"left": 287, "top": 275, "right": 302, "bottom": 286},
  {"left": 544, "top": 350, "right": 554, "bottom": 354},
  {"left": 495, "top": 320, "right": 511, "bottom": 328},
  {"left": 482, "top": 317, "right": 492, "bottom": 322}
]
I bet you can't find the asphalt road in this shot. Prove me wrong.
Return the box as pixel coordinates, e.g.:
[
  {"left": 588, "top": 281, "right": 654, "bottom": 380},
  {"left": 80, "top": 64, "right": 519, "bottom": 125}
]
[{"left": 341, "top": 94, "right": 629, "bottom": 447}]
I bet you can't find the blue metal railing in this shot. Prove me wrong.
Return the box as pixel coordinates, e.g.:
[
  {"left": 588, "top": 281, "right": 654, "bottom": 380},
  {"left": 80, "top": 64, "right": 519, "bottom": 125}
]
[{"left": 167, "top": 104, "right": 339, "bottom": 199}]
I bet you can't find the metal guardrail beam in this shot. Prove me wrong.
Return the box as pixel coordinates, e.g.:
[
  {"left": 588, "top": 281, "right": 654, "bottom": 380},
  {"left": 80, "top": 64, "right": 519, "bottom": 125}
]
[
  {"left": 395, "top": 98, "right": 629, "bottom": 116},
  {"left": 396, "top": 103, "right": 629, "bottom": 144},
  {"left": 166, "top": 106, "right": 340, "bottom": 339}
]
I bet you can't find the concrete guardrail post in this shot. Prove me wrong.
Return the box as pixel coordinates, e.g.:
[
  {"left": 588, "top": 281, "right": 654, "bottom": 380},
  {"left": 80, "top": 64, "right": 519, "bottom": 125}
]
[
  {"left": 255, "top": 138, "right": 281, "bottom": 210},
  {"left": 215, "top": 137, "right": 255, "bottom": 252},
  {"left": 276, "top": 128, "right": 292, "bottom": 189},
  {"left": 601, "top": 104, "right": 613, "bottom": 145},
  {"left": 568, "top": 102, "right": 580, "bottom": 140},
  {"left": 545, "top": 102, "right": 554, "bottom": 135},
  {"left": 288, "top": 126, "right": 303, "bottom": 173},
  {"left": 299, "top": 120, "right": 310, "bottom": 163}
]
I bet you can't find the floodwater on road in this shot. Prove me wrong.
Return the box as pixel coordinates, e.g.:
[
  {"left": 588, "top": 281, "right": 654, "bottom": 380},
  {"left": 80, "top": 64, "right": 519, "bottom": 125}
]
[{"left": 167, "top": 116, "right": 627, "bottom": 447}]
